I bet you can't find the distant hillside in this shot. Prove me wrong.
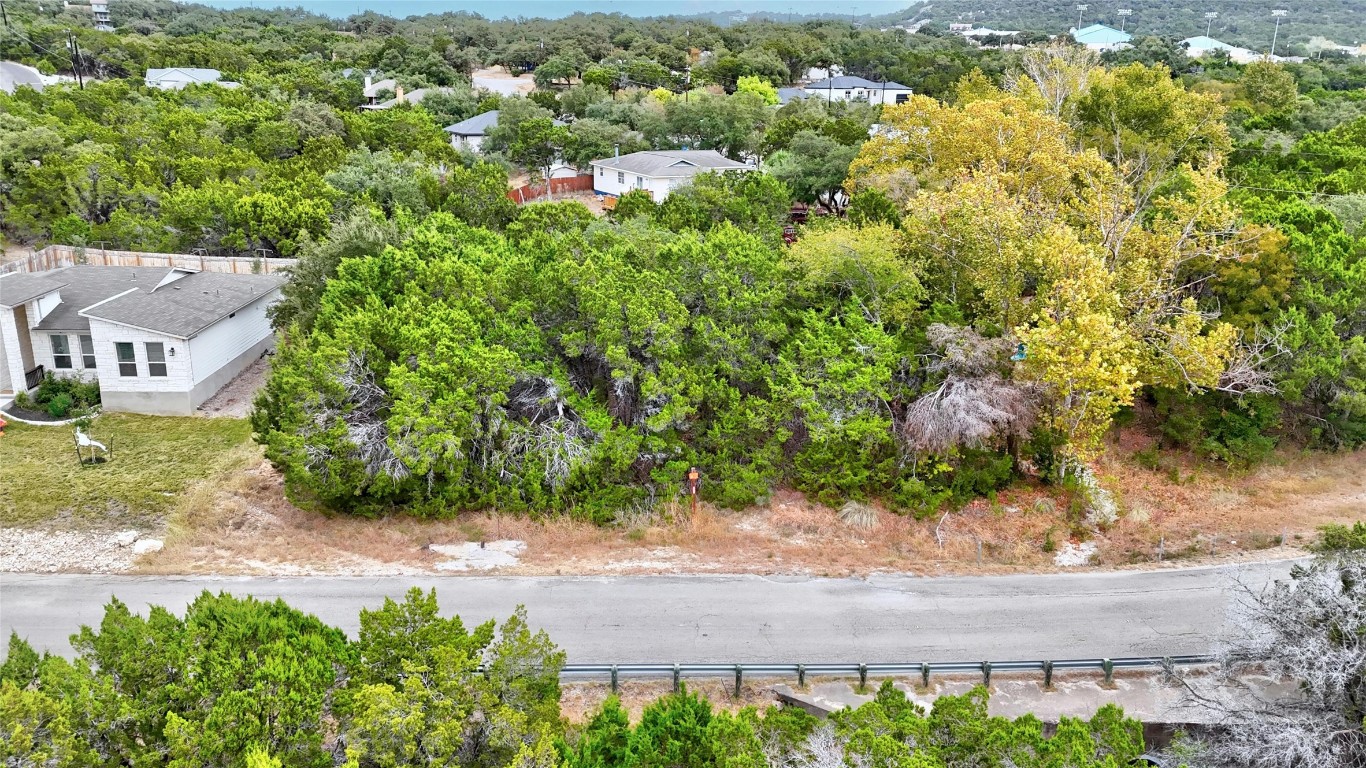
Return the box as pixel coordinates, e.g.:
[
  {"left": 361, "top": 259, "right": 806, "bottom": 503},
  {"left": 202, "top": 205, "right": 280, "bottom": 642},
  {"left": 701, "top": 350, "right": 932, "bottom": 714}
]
[{"left": 883, "top": 0, "right": 1366, "bottom": 54}]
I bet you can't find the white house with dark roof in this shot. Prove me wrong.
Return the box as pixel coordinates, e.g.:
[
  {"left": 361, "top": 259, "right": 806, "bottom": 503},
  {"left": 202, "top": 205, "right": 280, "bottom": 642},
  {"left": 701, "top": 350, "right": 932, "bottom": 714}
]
[
  {"left": 589, "top": 149, "right": 753, "bottom": 201},
  {"left": 803, "top": 76, "right": 913, "bottom": 105},
  {"left": 0, "top": 266, "right": 283, "bottom": 415}
]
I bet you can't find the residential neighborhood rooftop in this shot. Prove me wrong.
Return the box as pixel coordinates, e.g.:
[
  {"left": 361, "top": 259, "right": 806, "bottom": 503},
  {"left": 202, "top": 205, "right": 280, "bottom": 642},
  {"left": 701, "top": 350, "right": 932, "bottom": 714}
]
[
  {"left": 443, "top": 110, "right": 565, "bottom": 136},
  {"left": 145, "top": 67, "right": 223, "bottom": 83},
  {"left": 1, "top": 266, "right": 283, "bottom": 337},
  {"left": 80, "top": 270, "right": 285, "bottom": 338},
  {"left": 1071, "top": 24, "right": 1133, "bottom": 46},
  {"left": 591, "top": 149, "right": 751, "bottom": 177},
  {"left": 805, "top": 75, "right": 911, "bottom": 90}
]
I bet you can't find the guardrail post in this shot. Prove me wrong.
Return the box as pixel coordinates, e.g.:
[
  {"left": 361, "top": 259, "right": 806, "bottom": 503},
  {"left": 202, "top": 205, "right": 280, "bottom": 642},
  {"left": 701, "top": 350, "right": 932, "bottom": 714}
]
[
  {"left": 1043, "top": 660, "right": 1053, "bottom": 690},
  {"left": 734, "top": 665, "right": 743, "bottom": 698},
  {"left": 610, "top": 665, "right": 618, "bottom": 693},
  {"left": 673, "top": 664, "right": 681, "bottom": 693},
  {"left": 858, "top": 663, "right": 868, "bottom": 691},
  {"left": 797, "top": 664, "right": 806, "bottom": 689},
  {"left": 1102, "top": 659, "right": 1114, "bottom": 685},
  {"left": 981, "top": 661, "right": 991, "bottom": 686},
  {"left": 920, "top": 662, "right": 931, "bottom": 689}
]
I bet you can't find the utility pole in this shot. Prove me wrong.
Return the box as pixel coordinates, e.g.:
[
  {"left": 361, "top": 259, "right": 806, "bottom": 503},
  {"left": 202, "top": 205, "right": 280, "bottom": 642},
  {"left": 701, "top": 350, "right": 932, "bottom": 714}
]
[
  {"left": 1270, "top": 9, "right": 1288, "bottom": 58},
  {"left": 65, "top": 30, "right": 84, "bottom": 89},
  {"left": 1117, "top": 8, "right": 1131, "bottom": 33},
  {"left": 1205, "top": 11, "right": 1218, "bottom": 37},
  {"left": 1, "top": 0, "right": 9, "bottom": 30},
  {"left": 1075, "top": 4, "right": 1087, "bottom": 30}
]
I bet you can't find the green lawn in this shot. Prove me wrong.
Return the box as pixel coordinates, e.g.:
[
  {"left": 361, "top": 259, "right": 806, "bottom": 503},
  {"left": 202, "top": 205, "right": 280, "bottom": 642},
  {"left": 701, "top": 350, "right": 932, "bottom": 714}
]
[{"left": 0, "top": 413, "right": 255, "bottom": 526}]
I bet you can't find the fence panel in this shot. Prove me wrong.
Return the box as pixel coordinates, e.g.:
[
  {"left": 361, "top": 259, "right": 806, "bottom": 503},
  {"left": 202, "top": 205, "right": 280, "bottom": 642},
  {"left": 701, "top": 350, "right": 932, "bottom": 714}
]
[
  {"left": 508, "top": 174, "right": 595, "bottom": 204},
  {"left": 1, "top": 245, "right": 297, "bottom": 275}
]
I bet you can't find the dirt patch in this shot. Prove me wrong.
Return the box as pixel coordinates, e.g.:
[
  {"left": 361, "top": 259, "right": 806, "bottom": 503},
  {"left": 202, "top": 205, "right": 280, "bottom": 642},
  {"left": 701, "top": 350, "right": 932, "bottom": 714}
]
[
  {"left": 196, "top": 357, "right": 269, "bottom": 418},
  {"left": 132, "top": 441, "right": 1364, "bottom": 578},
  {"left": 520, "top": 190, "right": 610, "bottom": 216}
]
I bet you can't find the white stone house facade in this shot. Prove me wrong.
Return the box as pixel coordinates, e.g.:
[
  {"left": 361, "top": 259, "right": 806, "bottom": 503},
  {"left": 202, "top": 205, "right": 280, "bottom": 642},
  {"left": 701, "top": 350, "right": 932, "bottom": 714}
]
[
  {"left": 803, "top": 76, "right": 913, "bottom": 106},
  {"left": 0, "top": 266, "right": 282, "bottom": 416}
]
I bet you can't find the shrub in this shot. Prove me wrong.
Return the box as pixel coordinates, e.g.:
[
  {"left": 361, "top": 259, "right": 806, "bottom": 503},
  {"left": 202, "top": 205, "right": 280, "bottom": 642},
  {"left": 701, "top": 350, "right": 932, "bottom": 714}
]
[
  {"left": 1134, "top": 446, "right": 1161, "bottom": 471},
  {"left": 838, "top": 501, "right": 878, "bottom": 529},
  {"left": 1154, "top": 389, "right": 1279, "bottom": 467},
  {"left": 1314, "top": 521, "right": 1366, "bottom": 552},
  {"left": 13, "top": 374, "right": 101, "bottom": 418},
  {"left": 46, "top": 393, "right": 74, "bottom": 418}
]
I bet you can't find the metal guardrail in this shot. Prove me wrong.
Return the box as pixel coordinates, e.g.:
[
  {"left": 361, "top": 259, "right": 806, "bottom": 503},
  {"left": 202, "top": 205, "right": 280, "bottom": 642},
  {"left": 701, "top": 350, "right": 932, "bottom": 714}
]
[{"left": 562, "top": 655, "right": 1216, "bottom": 695}]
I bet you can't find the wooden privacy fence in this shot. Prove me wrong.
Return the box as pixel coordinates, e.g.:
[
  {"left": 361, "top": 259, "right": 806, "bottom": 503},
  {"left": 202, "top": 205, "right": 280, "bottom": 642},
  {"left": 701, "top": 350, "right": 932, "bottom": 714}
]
[
  {"left": 508, "top": 174, "right": 595, "bottom": 204},
  {"left": 1, "top": 245, "right": 297, "bottom": 275}
]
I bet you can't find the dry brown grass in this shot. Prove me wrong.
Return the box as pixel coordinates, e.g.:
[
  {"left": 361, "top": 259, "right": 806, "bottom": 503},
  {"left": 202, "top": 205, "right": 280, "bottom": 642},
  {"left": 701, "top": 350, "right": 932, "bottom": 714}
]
[{"left": 142, "top": 432, "right": 1365, "bottom": 577}]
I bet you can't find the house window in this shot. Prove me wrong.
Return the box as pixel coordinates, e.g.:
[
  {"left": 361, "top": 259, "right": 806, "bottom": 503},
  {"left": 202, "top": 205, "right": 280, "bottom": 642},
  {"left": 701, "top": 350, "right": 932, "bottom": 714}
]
[
  {"left": 844, "top": 90, "right": 852, "bottom": 97},
  {"left": 79, "top": 335, "right": 96, "bottom": 369},
  {"left": 895, "top": 93, "right": 910, "bottom": 104},
  {"left": 146, "top": 342, "right": 167, "bottom": 377},
  {"left": 50, "top": 335, "right": 72, "bottom": 369},
  {"left": 617, "top": 171, "right": 625, "bottom": 184},
  {"left": 598, "top": 167, "right": 603, "bottom": 176},
  {"left": 636, "top": 176, "right": 644, "bottom": 189},
  {"left": 115, "top": 342, "right": 136, "bottom": 376}
]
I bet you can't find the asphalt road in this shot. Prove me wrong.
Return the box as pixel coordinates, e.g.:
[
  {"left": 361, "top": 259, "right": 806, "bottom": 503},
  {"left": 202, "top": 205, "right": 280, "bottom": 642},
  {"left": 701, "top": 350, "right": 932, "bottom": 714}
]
[{"left": 0, "top": 561, "right": 1296, "bottom": 662}]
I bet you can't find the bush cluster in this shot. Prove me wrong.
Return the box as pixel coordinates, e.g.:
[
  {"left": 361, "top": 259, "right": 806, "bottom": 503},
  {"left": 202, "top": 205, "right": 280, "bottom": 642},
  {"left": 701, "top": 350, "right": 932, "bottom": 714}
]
[{"left": 13, "top": 373, "right": 100, "bottom": 418}]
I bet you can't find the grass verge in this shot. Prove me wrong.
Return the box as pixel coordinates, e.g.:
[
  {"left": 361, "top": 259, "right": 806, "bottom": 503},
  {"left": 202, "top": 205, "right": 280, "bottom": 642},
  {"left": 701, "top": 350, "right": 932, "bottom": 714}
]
[{"left": 0, "top": 413, "right": 255, "bottom": 526}]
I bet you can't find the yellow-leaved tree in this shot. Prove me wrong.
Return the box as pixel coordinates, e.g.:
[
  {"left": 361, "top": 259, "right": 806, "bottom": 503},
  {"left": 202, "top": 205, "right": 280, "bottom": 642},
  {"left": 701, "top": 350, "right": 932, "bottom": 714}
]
[{"left": 849, "top": 65, "right": 1250, "bottom": 463}]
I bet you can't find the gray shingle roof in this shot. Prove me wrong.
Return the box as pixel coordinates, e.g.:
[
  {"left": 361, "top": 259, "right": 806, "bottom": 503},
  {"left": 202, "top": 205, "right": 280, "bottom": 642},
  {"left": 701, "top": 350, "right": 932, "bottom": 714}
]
[
  {"left": 443, "top": 110, "right": 565, "bottom": 134},
  {"left": 80, "top": 271, "right": 284, "bottom": 338},
  {"left": 27, "top": 267, "right": 175, "bottom": 332},
  {"left": 0, "top": 273, "right": 66, "bottom": 307},
  {"left": 3, "top": 266, "right": 281, "bottom": 336},
  {"left": 806, "top": 76, "right": 911, "bottom": 90},
  {"left": 145, "top": 67, "right": 223, "bottom": 84},
  {"left": 590, "top": 150, "right": 752, "bottom": 178},
  {"left": 776, "top": 87, "right": 810, "bottom": 104},
  {"left": 364, "top": 77, "right": 396, "bottom": 98},
  {"left": 444, "top": 110, "right": 502, "bottom": 135}
]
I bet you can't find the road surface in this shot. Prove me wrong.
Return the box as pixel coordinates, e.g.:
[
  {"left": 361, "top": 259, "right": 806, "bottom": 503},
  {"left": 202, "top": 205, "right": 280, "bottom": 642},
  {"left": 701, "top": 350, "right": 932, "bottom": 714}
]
[{"left": 0, "top": 561, "right": 1294, "bottom": 662}]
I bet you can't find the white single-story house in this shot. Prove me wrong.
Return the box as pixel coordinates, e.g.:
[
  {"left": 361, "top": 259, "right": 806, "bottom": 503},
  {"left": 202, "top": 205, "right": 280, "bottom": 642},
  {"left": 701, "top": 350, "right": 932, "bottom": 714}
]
[
  {"left": 1070, "top": 24, "right": 1133, "bottom": 52},
  {"left": 144, "top": 68, "right": 240, "bottom": 90},
  {"left": 444, "top": 110, "right": 567, "bottom": 153},
  {"left": 1180, "top": 36, "right": 1264, "bottom": 64},
  {"left": 590, "top": 149, "right": 753, "bottom": 201},
  {"left": 0, "top": 266, "right": 283, "bottom": 416},
  {"left": 803, "top": 76, "right": 913, "bottom": 105},
  {"left": 950, "top": 24, "right": 1020, "bottom": 38}
]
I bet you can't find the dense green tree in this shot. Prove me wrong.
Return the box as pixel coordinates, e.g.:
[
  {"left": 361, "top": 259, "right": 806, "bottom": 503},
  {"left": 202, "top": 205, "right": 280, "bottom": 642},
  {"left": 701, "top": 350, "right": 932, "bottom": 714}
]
[{"left": 765, "top": 130, "right": 860, "bottom": 214}]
